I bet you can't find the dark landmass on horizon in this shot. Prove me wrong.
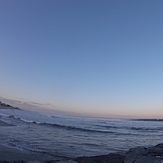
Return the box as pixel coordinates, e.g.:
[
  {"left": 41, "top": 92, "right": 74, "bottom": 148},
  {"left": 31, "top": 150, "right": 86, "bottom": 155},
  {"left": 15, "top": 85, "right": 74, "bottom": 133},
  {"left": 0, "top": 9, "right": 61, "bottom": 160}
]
[
  {"left": 0, "top": 101, "right": 163, "bottom": 162},
  {"left": 133, "top": 119, "right": 163, "bottom": 122},
  {"left": 1, "top": 100, "right": 163, "bottom": 120},
  {"left": 0, "top": 101, "right": 21, "bottom": 110}
]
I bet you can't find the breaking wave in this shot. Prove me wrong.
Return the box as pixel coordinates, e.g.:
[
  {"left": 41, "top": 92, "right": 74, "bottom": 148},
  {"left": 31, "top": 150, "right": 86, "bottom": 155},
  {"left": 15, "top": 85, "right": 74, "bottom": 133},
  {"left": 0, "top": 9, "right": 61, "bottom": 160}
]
[
  {"left": 6, "top": 114, "right": 162, "bottom": 134},
  {"left": 7, "top": 114, "right": 115, "bottom": 134}
]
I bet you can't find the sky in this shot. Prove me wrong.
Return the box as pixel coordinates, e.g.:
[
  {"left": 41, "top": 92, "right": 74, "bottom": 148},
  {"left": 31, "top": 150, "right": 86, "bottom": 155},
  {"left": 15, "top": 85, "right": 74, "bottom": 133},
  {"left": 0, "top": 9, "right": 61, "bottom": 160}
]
[{"left": 0, "top": 0, "right": 163, "bottom": 118}]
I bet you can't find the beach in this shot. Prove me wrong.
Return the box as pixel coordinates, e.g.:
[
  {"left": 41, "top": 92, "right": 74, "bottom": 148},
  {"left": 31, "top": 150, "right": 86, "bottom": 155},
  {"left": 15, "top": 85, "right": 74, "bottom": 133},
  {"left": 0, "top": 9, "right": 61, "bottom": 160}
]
[
  {"left": 0, "top": 120, "right": 59, "bottom": 161},
  {"left": 0, "top": 144, "right": 56, "bottom": 161},
  {"left": 0, "top": 120, "right": 163, "bottom": 163},
  {"left": 0, "top": 107, "right": 163, "bottom": 162},
  {"left": 0, "top": 140, "right": 163, "bottom": 162}
]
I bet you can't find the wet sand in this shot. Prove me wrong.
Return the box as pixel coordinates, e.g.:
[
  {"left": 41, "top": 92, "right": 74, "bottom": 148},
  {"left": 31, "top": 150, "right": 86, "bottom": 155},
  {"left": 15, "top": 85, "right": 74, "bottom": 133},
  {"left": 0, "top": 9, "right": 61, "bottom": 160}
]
[
  {"left": 0, "top": 120, "right": 65, "bottom": 161},
  {"left": 0, "top": 144, "right": 65, "bottom": 161},
  {"left": 0, "top": 119, "right": 163, "bottom": 162}
]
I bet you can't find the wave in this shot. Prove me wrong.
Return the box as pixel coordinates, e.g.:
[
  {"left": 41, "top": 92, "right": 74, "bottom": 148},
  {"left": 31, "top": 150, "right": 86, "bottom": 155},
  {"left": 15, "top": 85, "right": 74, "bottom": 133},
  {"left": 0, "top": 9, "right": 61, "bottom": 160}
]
[
  {"left": 95, "top": 124, "right": 119, "bottom": 129},
  {"left": 8, "top": 115, "right": 37, "bottom": 123},
  {"left": 0, "top": 113, "right": 10, "bottom": 117},
  {"left": 40, "top": 122, "right": 117, "bottom": 134},
  {"left": 94, "top": 123, "right": 161, "bottom": 132},
  {"left": 123, "top": 126, "right": 158, "bottom": 132},
  {"left": 7, "top": 115, "right": 116, "bottom": 134},
  {"left": 4, "top": 113, "right": 163, "bottom": 134}
]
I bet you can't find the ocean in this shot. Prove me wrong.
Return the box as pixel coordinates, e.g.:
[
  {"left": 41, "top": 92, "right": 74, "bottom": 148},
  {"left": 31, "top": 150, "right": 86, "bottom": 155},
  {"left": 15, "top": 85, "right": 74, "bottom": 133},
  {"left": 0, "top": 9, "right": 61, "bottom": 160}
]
[{"left": 0, "top": 108, "right": 163, "bottom": 160}]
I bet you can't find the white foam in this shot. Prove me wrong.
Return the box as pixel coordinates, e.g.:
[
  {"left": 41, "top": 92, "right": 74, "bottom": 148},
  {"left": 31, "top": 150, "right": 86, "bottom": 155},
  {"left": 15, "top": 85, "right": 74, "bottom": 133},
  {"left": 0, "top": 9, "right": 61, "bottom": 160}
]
[
  {"left": 0, "top": 113, "right": 10, "bottom": 117},
  {"left": 20, "top": 118, "right": 34, "bottom": 123}
]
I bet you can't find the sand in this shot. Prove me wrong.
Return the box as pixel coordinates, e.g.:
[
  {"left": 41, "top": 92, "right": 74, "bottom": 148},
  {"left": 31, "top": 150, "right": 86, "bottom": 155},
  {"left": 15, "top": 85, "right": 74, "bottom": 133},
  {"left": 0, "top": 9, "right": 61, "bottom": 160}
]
[
  {"left": 0, "top": 120, "right": 163, "bottom": 162},
  {"left": 0, "top": 144, "right": 65, "bottom": 161},
  {"left": 0, "top": 120, "right": 64, "bottom": 161}
]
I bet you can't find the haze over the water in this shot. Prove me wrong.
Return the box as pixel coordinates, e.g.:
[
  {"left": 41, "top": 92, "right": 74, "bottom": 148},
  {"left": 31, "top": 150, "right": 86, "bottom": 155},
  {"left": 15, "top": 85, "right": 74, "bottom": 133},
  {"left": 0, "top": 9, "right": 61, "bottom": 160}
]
[{"left": 0, "top": 0, "right": 163, "bottom": 118}]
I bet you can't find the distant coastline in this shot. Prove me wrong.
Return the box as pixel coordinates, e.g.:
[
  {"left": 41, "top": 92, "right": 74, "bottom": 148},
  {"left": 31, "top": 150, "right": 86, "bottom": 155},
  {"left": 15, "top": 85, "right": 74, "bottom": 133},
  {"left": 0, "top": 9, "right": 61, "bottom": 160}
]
[
  {"left": 0, "top": 101, "right": 21, "bottom": 110},
  {"left": 133, "top": 119, "right": 163, "bottom": 122},
  {"left": 0, "top": 101, "right": 163, "bottom": 162}
]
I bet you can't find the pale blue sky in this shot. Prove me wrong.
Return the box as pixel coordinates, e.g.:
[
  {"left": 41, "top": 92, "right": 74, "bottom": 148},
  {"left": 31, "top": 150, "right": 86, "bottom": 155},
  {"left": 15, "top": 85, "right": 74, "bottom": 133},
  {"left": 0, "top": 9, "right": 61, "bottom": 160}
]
[{"left": 0, "top": 0, "right": 163, "bottom": 118}]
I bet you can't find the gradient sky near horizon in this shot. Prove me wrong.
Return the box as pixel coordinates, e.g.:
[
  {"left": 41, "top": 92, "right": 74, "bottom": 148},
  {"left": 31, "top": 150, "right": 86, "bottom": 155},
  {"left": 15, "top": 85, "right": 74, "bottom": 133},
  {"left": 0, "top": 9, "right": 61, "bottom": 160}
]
[{"left": 0, "top": 0, "right": 163, "bottom": 118}]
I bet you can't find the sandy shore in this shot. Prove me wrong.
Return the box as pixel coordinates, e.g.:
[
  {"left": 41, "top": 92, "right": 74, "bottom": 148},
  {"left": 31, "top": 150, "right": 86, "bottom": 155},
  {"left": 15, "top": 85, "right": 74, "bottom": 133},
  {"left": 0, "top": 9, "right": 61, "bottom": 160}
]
[
  {"left": 0, "top": 145, "right": 50, "bottom": 161},
  {"left": 0, "top": 121, "right": 65, "bottom": 161},
  {"left": 0, "top": 120, "right": 163, "bottom": 162},
  {"left": 0, "top": 143, "right": 163, "bottom": 163},
  {"left": 0, "top": 144, "right": 66, "bottom": 161}
]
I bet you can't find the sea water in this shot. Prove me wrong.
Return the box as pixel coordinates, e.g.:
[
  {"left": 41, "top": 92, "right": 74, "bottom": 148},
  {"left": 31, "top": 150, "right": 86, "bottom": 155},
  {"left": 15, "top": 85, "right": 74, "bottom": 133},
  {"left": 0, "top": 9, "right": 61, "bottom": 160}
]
[{"left": 0, "top": 108, "right": 163, "bottom": 159}]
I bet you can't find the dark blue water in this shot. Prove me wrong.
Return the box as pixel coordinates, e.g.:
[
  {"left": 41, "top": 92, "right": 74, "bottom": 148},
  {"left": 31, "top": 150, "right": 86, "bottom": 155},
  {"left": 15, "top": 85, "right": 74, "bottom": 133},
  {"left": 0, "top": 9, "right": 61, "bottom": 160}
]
[{"left": 0, "top": 108, "right": 163, "bottom": 159}]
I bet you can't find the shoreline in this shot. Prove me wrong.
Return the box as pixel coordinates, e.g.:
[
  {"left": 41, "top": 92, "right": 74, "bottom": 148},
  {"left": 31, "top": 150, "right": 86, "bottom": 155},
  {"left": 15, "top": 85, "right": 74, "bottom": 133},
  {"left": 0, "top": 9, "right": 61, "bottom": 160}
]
[
  {"left": 75, "top": 143, "right": 163, "bottom": 163},
  {"left": 0, "top": 144, "right": 63, "bottom": 162},
  {"left": 0, "top": 142, "right": 162, "bottom": 163},
  {"left": 0, "top": 120, "right": 163, "bottom": 162},
  {"left": 0, "top": 121, "right": 66, "bottom": 161},
  {"left": 0, "top": 108, "right": 163, "bottom": 162}
]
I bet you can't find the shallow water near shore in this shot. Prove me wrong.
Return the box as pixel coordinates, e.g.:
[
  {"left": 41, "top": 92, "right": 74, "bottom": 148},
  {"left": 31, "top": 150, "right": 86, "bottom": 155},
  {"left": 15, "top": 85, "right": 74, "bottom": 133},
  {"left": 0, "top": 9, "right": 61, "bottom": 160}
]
[{"left": 0, "top": 108, "right": 163, "bottom": 160}]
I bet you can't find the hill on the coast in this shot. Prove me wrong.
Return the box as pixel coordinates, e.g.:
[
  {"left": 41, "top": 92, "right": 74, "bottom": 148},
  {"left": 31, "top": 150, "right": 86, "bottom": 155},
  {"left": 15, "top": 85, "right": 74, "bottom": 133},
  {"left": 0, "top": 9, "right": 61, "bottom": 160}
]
[{"left": 0, "top": 101, "right": 21, "bottom": 110}]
